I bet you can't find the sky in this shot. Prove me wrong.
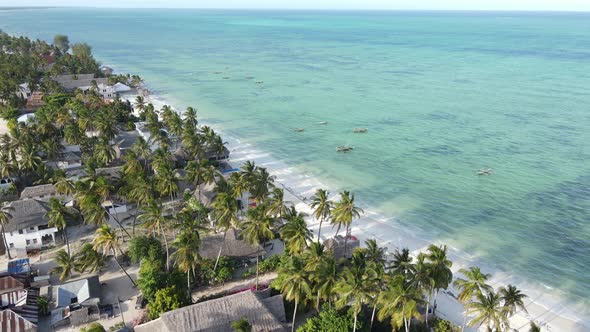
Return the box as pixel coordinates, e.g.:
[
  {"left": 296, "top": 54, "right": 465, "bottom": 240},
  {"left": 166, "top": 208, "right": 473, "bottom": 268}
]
[{"left": 5, "top": 0, "right": 590, "bottom": 11}]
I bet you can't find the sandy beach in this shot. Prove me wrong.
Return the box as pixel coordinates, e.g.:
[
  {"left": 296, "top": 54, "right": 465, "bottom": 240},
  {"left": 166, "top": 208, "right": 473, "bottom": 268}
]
[{"left": 125, "top": 92, "right": 587, "bottom": 332}]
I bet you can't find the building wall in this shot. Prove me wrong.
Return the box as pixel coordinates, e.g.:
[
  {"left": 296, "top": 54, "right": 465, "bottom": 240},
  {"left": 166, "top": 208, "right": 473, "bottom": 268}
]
[{"left": 5, "top": 225, "right": 58, "bottom": 250}]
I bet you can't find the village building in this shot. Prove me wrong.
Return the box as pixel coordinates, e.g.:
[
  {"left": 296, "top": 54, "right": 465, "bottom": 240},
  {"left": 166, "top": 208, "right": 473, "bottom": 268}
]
[
  {"left": 3, "top": 200, "right": 58, "bottom": 252},
  {"left": 199, "top": 228, "right": 264, "bottom": 261},
  {"left": 19, "top": 184, "right": 59, "bottom": 201},
  {"left": 0, "top": 275, "right": 39, "bottom": 332},
  {"left": 51, "top": 275, "right": 102, "bottom": 328},
  {"left": 134, "top": 290, "right": 287, "bottom": 332}
]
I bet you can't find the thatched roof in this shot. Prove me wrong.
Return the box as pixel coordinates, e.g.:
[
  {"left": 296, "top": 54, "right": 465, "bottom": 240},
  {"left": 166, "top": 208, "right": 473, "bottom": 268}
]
[
  {"left": 199, "top": 228, "right": 263, "bottom": 260},
  {"left": 324, "top": 235, "right": 360, "bottom": 260},
  {"left": 20, "top": 184, "right": 57, "bottom": 200},
  {"left": 4, "top": 200, "right": 49, "bottom": 233},
  {"left": 134, "top": 290, "right": 287, "bottom": 332}
]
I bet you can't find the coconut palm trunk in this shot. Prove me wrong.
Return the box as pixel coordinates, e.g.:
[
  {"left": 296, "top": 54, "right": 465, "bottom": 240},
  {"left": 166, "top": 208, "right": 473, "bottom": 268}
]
[
  {"left": 187, "top": 269, "right": 191, "bottom": 299},
  {"left": 213, "top": 230, "right": 228, "bottom": 272},
  {"left": 63, "top": 229, "right": 70, "bottom": 256},
  {"left": 255, "top": 253, "right": 260, "bottom": 290},
  {"left": 1, "top": 224, "right": 11, "bottom": 259},
  {"left": 159, "top": 223, "right": 170, "bottom": 272},
  {"left": 353, "top": 313, "right": 358, "bottom": 332},
  {"left": 106, "top": 209, "right": 131, "bottom": 238},
  {"left": 316, "top": 216, "right": 324, "bottom": 243},
  {"left": 461, "top": 312, "right": 468, "bottom": 332},
  {"left": 291, "top": 299, "right": 298, "bottom": 332},
  {"left": 111, "top": 246, "right": 136, "bottom": 287}
]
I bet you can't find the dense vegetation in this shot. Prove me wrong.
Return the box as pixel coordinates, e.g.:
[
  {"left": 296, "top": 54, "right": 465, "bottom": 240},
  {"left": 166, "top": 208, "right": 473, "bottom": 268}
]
[{"left": 0, "top": 32, "right": 533, "bottom": 332}]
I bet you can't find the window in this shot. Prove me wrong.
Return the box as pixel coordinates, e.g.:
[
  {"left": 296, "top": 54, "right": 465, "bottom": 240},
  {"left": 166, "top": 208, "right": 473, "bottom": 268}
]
[
  {"left": 9, "top": 243, "right": 14, "bottom": 248},
  {"left": 33, "top": 239, "right": 38, "bottom": 244},
  {"left": 29, "top": 227, "right": 35, "bottom": 231},
  {"left": 26, "top": 239, "right": 30, "bottom": 245},
  {"left": 18, "top": 229, "right": 23, "bottom": 234}
]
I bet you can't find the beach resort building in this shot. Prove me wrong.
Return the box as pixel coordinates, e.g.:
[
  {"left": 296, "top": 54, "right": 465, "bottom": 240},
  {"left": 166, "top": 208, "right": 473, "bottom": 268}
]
[
  {"left": 199, "top": 228, "right": 264, "bottom": 262},
  {"left": 3, "top": 199, "right": 58, "bottom": 253},
  {"left": 134, "top": 290, "right": 287, "bottom": 332},
  {"left": 324, "top": 235, "right": 360, "bottom": 260}
]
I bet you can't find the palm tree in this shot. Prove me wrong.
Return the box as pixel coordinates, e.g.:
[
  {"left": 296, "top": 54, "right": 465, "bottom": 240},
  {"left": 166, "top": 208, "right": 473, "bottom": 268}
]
[
  {"left": 266, "top": 188, "right": 291, "bottom": 219},
  {"left": 529, "top": 322, "right": 541, "bottom": 332},
  {"left": 310, "top": 189, "right": 333, "bottom": 243},
  {"left": 275, "top": 256, "right": 312, "bottom": 332},
  {"left": 303, "top": 242, "right": 333, "bottom": 309},
  {"left": 425, "top": 244, "right": 453, "bottom": 308},
  {"left": 241, "top": 205, "right": 275, "bottom": 290},
  {"left": 377, "top": 275, "right": 424, "bottom": 332},
  {"left": 45, "top": 197, "right": 75, "bottom": 255},
  {"left": 131, "top": 136, "right": 151, "bottom": 169},
  {"left": 310, "top": 252, "right": 338, "bottom": 310},
  {"left": 280, "top": 209, "right": 312, "bottom": 255},
  {"left": 155, "top": 163, "right": 179, "bottom": 203},
  {"left": 171, "top": 230, "right": 201, "bottom": 298},
  {"left": 453, "top": 266, "right": 493, "bottom": 331},
  {"left": 499, "top": 284, "right": 528, "bottom": 317},
  {"left": 331, "top": 191, "right": 363, "bottom": 256},
  {"left": 138, "top": 200, "right": 171, "bottom": 272},
  {"left": 391, "top": 247, "right": 413, "bottom": 278},
  {"left": 184, "top": 106, "right": 198, "bottom": 128},
  {"left": 334, "top": 251, "right": 376, "bottom": 332},
  {"left": 210, "top": 191, "right": 239, "bottom": 271},
  {"left": 409, "top": 254, "right": 435, "bottom": 326},
  {"left": 0, "top": 203, "right": 14, "bottom": 259},
  {"left": 135, "top": 95, "right": 146, "bottom": 118},
  {"left": 94, "top": 138, "right": 116, "bottom": 166},
  {"left": 75, "top": 243, "right": 106, "bottom": 273},
  {"left": 92, "top": 225, "right": 137, "bottom": 287},
  {"left": 466, "top": 290, "right": 508, "bottom": 331},
  {"left": 250, "top": 167, "right": 275, "bottom": 203},
  {"left": 229, "top": 172, "right": 248, "bottom": 215},
  {"left": 53, "top": 249, "right": 76, "bottom": 281}
]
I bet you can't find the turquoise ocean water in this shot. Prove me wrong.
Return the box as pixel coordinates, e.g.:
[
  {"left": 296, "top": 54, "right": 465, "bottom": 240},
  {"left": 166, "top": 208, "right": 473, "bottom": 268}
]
[{"left": 1, "top": 8, "right": 589, "bottom": 322}]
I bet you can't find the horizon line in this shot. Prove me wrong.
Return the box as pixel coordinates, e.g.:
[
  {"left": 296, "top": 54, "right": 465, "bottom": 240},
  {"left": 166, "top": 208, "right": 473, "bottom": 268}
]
[{"left": 1, "top": 6, "right": 590, "bottom": 13}]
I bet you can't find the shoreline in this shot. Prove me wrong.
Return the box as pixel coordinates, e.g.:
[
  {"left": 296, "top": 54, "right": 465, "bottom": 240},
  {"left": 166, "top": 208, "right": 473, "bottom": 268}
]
[{"left": 121, "top": 84, "right": 587, "bottom": 331}]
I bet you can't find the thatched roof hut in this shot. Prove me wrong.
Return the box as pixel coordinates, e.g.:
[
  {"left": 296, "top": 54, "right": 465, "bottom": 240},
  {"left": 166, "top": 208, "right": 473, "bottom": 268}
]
[
  {"left": 199, "top": 228, "right": 263, "bottom": 261},
  {"left": 134, "top": 290, "right": 287, "bottom": 332}
]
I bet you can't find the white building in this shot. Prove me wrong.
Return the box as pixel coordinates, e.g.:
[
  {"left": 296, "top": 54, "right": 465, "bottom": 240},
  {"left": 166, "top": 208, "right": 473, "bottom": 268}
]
[{"left": 4, "top": 199, "right": 58, "bottom": 252}]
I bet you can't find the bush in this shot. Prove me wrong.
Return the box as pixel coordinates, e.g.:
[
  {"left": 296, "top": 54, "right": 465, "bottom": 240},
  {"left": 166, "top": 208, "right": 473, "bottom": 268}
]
[
  {"left": 297, "top": 305, "right": 364, "bottom": 332},
  {"left": 129, "top": 236, "right": 165, "bottom": 264},
  {"left": 432, "top": 317, "right": 460, "bottom": 332},
  {"left": 148, "top": 285, "right": 185, "bottom": 320},
  {"left": 198, "top": 257, "right": 236, "bottom": 286},
  {"left": 241, "top": 255, "right": 282, "bottom": 278}
]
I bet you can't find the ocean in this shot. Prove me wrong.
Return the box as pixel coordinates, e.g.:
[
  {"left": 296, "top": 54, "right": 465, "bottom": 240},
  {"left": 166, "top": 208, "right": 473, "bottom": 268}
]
[{"left": 1, "top": 8, "right": 589, "bottom": 323}]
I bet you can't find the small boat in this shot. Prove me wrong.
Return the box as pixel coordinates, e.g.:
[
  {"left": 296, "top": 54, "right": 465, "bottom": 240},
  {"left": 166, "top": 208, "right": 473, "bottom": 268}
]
[
  {"left": 353, "top": 128, "right": 368, "bottom": 133},
  {"left": 256, "top": 81, "right": 264, "bottom": 84},
  {"left": 336, "top": 146, "right": 354, "bottom": 152},
  {"left": 222, "top": 76, "right": 230, "bottom": 79},
  {"left": 214, "top": 71, "right": 222, "bottom": 74},
  {"left": 319, "top": 121, "right": 328, "bottom": 125},
  {"left": 294, "top": 128, "right": 305, "bottom": 132},
  {"left": 477, "top": 168, "right": 493, "bottom": 176}
]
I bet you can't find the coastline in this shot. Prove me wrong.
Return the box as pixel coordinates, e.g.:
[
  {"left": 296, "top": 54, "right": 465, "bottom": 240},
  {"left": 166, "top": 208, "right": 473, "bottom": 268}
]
[{"left": 121, "top": 84, "right": 587, "bottom": 332}]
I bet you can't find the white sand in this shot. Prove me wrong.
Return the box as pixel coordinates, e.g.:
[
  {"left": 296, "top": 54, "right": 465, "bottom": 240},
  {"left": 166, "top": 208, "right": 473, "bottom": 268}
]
[{"left": 125, "top": 91, "right": 588, "bottom": 332}]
